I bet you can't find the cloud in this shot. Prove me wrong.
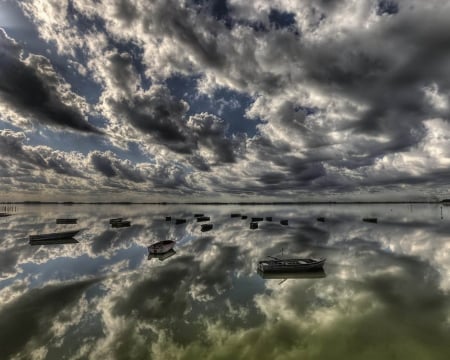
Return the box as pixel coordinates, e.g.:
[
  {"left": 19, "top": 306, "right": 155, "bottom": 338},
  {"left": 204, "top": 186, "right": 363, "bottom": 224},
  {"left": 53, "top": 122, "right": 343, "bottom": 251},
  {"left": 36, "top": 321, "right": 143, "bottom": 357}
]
[
  {"left": 0, "top": 28, "right": 100, "bottom": 134},
  {"left": 0, "top": 278, "right": 100, "bottom": 359},
  {"left": 0, "top": 129, "right": 84, "bottom": 177},
  {"left": 7, "top": 0, "right": 450, "bottom": 199},
  {"left": 89, "top": 150, "right": 146, "bottom": 182}
]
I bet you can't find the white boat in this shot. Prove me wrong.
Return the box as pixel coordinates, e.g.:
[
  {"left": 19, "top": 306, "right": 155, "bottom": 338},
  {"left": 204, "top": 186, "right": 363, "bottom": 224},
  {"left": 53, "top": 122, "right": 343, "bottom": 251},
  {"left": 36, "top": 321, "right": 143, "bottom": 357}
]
[
  {"left": 29, "top": 230, "right": 80, "bottom": 242},
  {"left": 148, "top": 240, "right": 175, "bottom": 254},
  {"left": 258, "top": 257, "right": 326, "bottom": 273}
]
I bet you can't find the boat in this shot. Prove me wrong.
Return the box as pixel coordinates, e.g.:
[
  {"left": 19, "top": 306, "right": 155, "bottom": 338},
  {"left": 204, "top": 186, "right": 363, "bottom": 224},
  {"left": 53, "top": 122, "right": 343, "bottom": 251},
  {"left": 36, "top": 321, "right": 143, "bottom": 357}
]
[
  {"left": 112, "top": 220, "right": 131, "bottom": 228},
  {"left": 56, "top": 218, "right": 77, "bottom": 224},
  {"left": 241, "top": 215, "right": 248, "bottom": 220},
  {"left": 148, "top": 249, "right": 176, "bottom": 261},
  {"left": 175, "top": 219, "right": 187, "bottom": 224},
  {"left": 109, "top": 218, "right": 123, "bottom": 224},
  {"left": 250, "top": 222, "right": 258, "bottom": 229},
  {"left": 194, "top": 214, "right": 204, "bottom": 217},
  {"left": 280, "top": 219, "right": 288, "bottom": 225},
  {"left": 0, "top": 213, "right": 11, "bottom": 217},
  {"left": 317, "top": 217, "right": 325, "bottom": 222},
  {"left": 196, "top": 216, "right": 210, "bottom": 222},
  {"left": 258, "top": 257, "right": 326, "bottom": 273},
  {"left": 230, "top": 213, "right": 241, "bottom": 218},
  {"left": 201, "top": 224, "right": 213, "bottom": 232},
  {"left": 165, "top": 216, "right": 172, "bottom": 221},
  {"left": 148, "top": 240, "right": 176, "bottom": 254},
  {"left": 29, "top": 230, "right": 80, "bottom": 243},
  {"left": 251, "top": 217, "right": 263, "bottom": 222},
  {"left": 30, "top": 238, "right": 79, "bottom": 246},
  {"left": 363, "top": 218, "right": 378, "bottom": 223}
]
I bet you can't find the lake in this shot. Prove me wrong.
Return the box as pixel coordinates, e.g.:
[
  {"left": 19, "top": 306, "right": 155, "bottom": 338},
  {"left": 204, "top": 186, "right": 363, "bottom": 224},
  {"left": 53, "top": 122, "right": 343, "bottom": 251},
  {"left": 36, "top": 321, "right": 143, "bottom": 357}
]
[{"left": 1, "top": 204, "right": 449, "bottom": 359}]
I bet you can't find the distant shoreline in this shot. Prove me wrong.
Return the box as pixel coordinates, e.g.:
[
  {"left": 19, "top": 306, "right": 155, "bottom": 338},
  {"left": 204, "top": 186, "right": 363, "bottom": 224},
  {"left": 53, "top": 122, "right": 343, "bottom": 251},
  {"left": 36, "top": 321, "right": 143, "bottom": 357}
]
[{"left": 1, "top": 201, "right": 449, "bottom": 205}]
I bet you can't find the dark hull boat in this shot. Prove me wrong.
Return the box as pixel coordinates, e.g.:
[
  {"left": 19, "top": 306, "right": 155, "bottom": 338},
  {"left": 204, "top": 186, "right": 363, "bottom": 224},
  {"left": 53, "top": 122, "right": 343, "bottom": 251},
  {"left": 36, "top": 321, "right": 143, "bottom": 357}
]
[
  {"left": 201, "top": 224, "right": 213, "bottom": 232},
  {"left": 250, "top": 222, "right": 258, "bottom": 229},
  {"left": 363, "top": 218, "right": 378, "bottom": 223},
  {"left": 0, "top": 213, "right": 12, "bottom": 217},
  {"left": 29, "top": 230, "right": 80, "bottom": 243},
  {"left": 56, "top": 218, "right": 78, "bottom": 224},
  {"left": 194, "top": 214, "right": 204, "bottom": 217},
  {"left": 230, "top": 213, "right": 241, "bottom": 218},
  {"left": 112, "top": 220, "right": 131, "bottom": 228},
  {"left": 175, "top": 219, "right": 187, "bottom": 224},
  {"left": 109, "top": 218, "right": 123, "bottom": 224},
  {"left": 148, "top": 240, "right": 176, "bottom": 255},
  {"left": 258, "top": 257, "right": 326, "bottom": 273},
  {"left": 251, "top": 217, "right": 263, "bottom": 222},
  {"left": 280, "top": 220, "right": 288, "bottom": 225},
  {"left": 196, "top": 216, "right": 210, "bottom": 222}
]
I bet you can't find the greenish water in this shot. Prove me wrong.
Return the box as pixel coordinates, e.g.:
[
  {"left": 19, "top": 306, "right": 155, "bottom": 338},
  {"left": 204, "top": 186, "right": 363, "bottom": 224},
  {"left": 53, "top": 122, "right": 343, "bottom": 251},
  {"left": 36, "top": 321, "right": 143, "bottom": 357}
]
[{"left": 0, "top": 204, "right": 449, "bottom": 359}]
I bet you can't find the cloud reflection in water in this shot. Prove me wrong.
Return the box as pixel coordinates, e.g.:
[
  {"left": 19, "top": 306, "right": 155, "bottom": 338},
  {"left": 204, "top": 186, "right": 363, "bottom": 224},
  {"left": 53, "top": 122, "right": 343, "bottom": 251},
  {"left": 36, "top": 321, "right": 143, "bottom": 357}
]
[{"left": 0, "top": 204, "right": 449, "bottom": 359}]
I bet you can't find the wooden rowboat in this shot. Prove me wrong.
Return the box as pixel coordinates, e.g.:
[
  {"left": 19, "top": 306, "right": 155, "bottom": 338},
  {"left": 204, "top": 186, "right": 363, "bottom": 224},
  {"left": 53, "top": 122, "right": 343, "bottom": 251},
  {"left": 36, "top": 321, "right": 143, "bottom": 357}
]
[{"left": 258, "top": 257, "right": 326, "bottom": 273}]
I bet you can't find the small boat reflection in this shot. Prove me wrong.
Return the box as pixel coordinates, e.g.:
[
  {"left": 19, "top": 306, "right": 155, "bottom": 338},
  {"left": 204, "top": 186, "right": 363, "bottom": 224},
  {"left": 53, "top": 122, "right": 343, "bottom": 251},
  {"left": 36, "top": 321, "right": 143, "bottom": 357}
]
[
  {"left": 147, "top": 249, "right": 176, "bottom": 261},
  {"left": 30, "top": 238, "right": 79, "bottom": 246},
  {"left": 29, "top": 230, "right": 80, "bottom": 242},
  {"left": 258, "top": 269, "right": 326, "bottom": 280}
]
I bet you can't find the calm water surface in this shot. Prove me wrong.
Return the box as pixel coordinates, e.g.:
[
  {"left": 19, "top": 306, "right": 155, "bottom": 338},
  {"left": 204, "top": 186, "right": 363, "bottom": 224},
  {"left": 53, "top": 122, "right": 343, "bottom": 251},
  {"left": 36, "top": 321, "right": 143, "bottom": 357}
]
[{"left": 1, "top": 204, "right": 449, "bottom": 359}]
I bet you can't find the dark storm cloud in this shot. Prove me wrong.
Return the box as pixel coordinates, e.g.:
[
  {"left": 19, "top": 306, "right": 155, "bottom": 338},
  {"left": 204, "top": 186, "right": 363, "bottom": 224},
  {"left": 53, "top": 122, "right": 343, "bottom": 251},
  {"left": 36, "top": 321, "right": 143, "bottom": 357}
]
[
  {"left": 0, "top": 130, "right": 83, "bottom": 177},
  {"left": 149, "top": 0, "right": 226, "bottom": 69},
  {"left": 0, "top": 29, "right": 100, "bottom": 133},
  {"left": 300, "top": 9, "right": 450, "bottom": 154},
  {"left": 0, "top": 278, "right": 101, "bottom": 359},
  {"left": 90, "top": 151, "right": 146, "bottom": 183},
  {"left": 105, "top": 85, "right": 194, "bottom": 154},
  {"left": 188, "top": 113, "right": 238, "bottom": 163}
]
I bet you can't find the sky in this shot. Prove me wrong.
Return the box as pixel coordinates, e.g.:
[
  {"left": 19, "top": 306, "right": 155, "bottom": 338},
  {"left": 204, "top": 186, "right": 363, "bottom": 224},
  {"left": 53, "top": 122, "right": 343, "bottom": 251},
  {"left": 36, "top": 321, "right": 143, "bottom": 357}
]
[{"left": 0, "top": 0, "right": 449, "bottom": 202}]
